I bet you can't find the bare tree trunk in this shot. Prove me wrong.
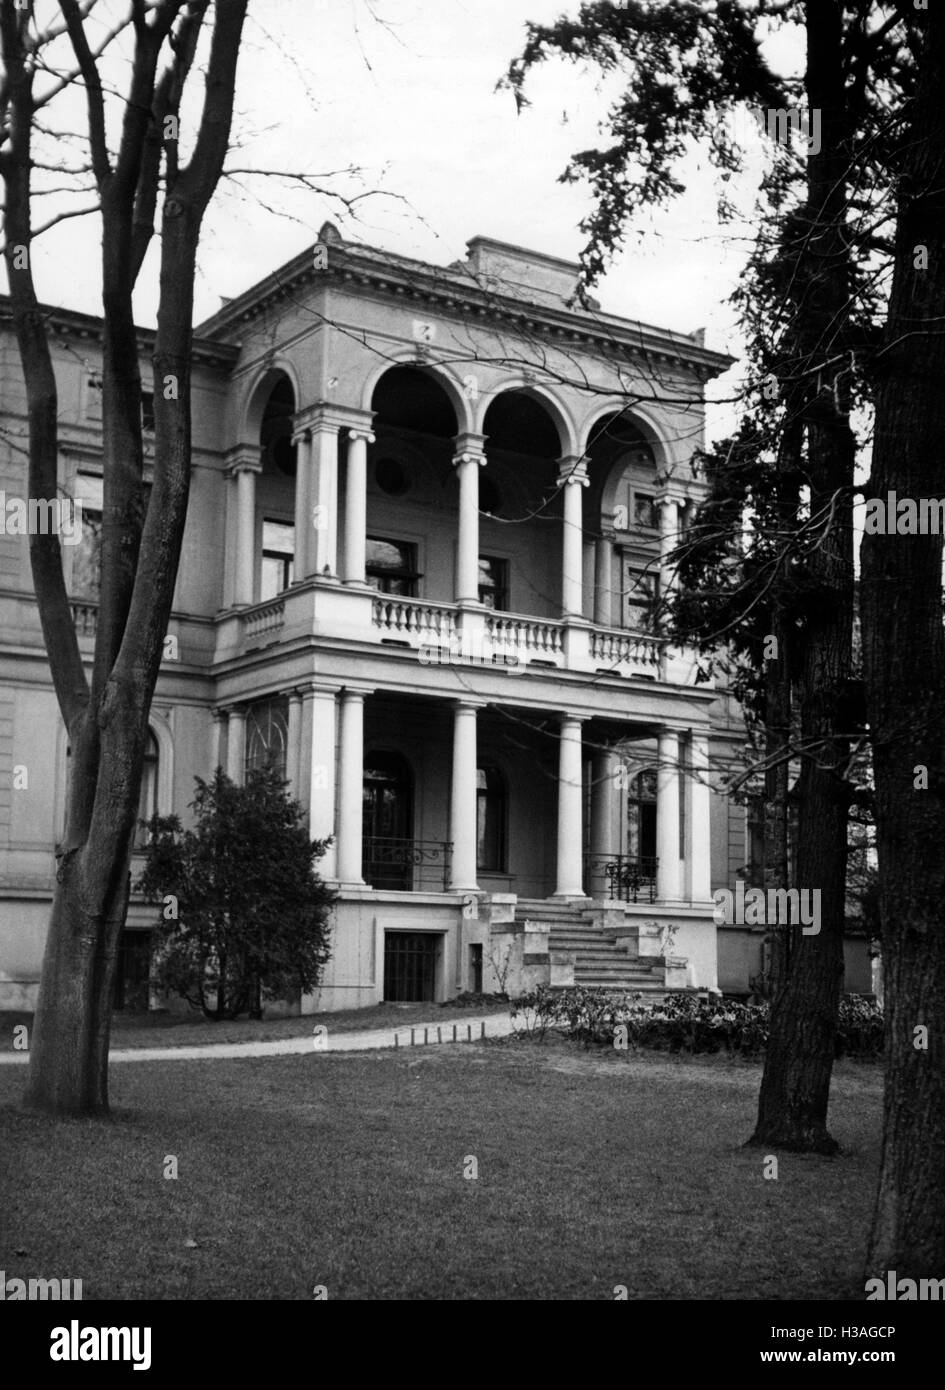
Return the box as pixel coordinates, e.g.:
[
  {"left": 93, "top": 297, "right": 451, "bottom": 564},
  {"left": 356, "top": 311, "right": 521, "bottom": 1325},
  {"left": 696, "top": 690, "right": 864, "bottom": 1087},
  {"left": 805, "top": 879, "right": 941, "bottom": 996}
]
[
  {"left": 750, "top": 0, "right": 854, "bottom": 1152},
  {"left": 1, "top": 0, "right": 248, "bottom": 1115},
  {"left": 861, "top": 3, "right": 945, "bottom": 1276}
]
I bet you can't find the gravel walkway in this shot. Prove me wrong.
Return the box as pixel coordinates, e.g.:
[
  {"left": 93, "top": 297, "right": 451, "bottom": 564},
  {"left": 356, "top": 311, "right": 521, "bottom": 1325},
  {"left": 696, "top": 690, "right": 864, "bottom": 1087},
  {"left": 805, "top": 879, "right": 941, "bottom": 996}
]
[{"left": 0, "top": 1012, "right": 515, "bottom": 1064}]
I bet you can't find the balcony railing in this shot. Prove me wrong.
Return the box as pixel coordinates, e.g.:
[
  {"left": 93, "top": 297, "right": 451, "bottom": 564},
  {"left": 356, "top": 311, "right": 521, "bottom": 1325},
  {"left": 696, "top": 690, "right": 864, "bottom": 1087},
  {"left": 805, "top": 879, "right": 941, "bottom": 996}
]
[
  {"left": 243, "top": 595, "right": 285, "bottom": 646},
  {"left": 585, "top": 854, "right": 658, "bottom": 904},
  {"left": 372, "top": 596, "right": 456, "bottom": 642},
  {"left": 361, "top": 836, "right": 453, "bottom": 891},
  {"left": 71, "top": 601, "right": 98, "bottom": 637},
  {"left": 485, "top": 612, "right": 563, "bottom": 658},
  {"left": 590, "top": 629, "right": 661, "bottom": 669}
]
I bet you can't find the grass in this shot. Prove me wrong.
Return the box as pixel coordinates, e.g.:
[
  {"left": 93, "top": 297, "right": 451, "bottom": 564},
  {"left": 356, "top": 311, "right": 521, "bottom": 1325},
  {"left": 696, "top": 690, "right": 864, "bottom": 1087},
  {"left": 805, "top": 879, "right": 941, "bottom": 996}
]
[
  {"left": 0, "top": 998, "right": 511, "bottom": 1052},
  {"left": 0, "top": 1037, "right": 881, "bottom": 1300}
]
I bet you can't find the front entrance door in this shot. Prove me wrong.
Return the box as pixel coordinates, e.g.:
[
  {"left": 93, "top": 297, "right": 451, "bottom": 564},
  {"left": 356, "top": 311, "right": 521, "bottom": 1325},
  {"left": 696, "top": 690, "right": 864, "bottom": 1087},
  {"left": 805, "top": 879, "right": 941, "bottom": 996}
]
[
  {"left": 384, "top": 931, "right": 439, "bottom": 1002},
  {"left": 113, "top": 931, "right": 151, "bottom": 1013},
  {"left": 362, "top": 751, "right": 414, "bottom": 890}
]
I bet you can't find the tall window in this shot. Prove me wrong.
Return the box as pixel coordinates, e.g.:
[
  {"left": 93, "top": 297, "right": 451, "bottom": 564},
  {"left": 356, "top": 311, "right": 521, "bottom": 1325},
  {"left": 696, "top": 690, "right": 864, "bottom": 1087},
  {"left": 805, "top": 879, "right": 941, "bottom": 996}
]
[
  {"left": 366, "top": 537, "right": 419, "bottom": 595},
  {"left": 245, "top": 698, "right": 289, "bottom": 780},
  {"left": 72, "top": 473, "right": 103, "bottom": 598},
  {"left": 135, "top": 731, "right": 160, "bottom": 847},
  {"left": 260, "top": 520, "right": 294, "bottom": 601},
  {"left": 622, "top": 560, "right": 658, "bottom": 631},
  {"left": 476, "top": 765, "right": 507, "bottom": 872},
  {"left": 627, "top": 769, "right": 657, "bottom": 864},
  {"left": 633, "top": 491, "right": 659, "bottom": 530},
  {"left": 478, "top": 557, "right": 509, "bottom": 611},
  {"left": 363, "top": 751, "right": 414, "bottom": 890}
]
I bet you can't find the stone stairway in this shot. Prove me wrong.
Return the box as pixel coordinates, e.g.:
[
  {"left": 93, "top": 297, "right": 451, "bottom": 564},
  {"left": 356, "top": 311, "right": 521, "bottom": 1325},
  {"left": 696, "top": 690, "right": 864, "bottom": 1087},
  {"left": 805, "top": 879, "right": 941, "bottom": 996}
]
[{"left": 513, "top": 898, "right": 669, "bottom": 997}]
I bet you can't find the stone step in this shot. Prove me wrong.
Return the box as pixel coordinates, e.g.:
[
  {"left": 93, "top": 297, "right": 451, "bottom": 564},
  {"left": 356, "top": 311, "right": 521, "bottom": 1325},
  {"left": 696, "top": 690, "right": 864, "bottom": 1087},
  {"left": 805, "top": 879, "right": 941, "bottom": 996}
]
[{"left": 574, "top": 967, "right": 663, "bottom": 982}]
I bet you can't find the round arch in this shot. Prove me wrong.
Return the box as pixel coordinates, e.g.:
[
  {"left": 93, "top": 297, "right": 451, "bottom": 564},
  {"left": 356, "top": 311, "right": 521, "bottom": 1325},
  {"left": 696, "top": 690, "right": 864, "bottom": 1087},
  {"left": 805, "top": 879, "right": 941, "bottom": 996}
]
[
  {"left": 147, "top": 707, "right": 175, "bottom": 816},
  {"left": 236, "top": 362, "right": 302, "bottom": 449},
  {"left": 474, "top": 377, "right": 578, "bottom": 458},
  {"left": 583, "top": 405, "right": 675, "bottom": 524},
  {"left": 361, "top": 353, "right": 474, "bottom": 436},
  {"left": 582, "top": 401, "right": 673, "bottom": 479}
]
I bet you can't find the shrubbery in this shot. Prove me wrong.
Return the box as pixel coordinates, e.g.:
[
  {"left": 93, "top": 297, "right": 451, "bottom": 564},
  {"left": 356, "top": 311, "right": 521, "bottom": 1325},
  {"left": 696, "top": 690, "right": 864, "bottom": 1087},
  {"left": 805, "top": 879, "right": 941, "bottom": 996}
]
[
  {"left": 510, "top": 986, "right": 883, "bottom": 1058},
  {"left": 137, "top": 767, "right": 335, "bottom": 1019}
]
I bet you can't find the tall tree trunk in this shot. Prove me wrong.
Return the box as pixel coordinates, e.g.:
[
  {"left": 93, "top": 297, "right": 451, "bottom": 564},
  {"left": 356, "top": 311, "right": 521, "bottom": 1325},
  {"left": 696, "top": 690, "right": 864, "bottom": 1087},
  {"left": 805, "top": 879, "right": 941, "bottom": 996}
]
[
  {"left": 861, "top": 3, "right": 945, "bottom": 1276},
  {"left": 0, "top": 0, "right": 249, "bottom": 1115},
  {"left": 763, "top": 599, "right": 792, "bottom": 996},
  {"left": 750, "top": 0, "right": 855, "bottom": 1151}
]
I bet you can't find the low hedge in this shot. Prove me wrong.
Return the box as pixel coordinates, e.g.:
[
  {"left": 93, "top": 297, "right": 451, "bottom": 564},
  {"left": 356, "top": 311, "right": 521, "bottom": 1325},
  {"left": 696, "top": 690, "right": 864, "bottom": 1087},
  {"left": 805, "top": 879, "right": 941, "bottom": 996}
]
[{"left": 510, "top": 986, "right": 884, "bottom": 1058}]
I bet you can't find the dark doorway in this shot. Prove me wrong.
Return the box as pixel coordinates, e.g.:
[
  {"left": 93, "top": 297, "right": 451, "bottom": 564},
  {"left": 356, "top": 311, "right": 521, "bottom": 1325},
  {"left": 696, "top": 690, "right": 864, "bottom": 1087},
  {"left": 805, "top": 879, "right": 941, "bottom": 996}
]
[
  {"left": 362, "top": 751, "right": 414, "bottom": 890},
  {"left": 469, "top": 943, "right": 483, "bottom": 994},
  {"left": 384, "top": 932, "right": 439, "bottom": 1002},
  {"left": 113, "top": 931, "right": 151, "bottom": 1013},
  {"left": 627, "top": 768, "right": 658, "bottom": 867}
]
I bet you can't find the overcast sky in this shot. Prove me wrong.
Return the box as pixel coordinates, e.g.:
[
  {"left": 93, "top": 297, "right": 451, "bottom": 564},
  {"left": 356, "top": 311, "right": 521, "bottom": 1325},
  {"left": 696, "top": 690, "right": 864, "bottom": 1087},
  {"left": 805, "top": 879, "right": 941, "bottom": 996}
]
[{"left": 19, "top": 0, "right": 795, "bottom": 442}]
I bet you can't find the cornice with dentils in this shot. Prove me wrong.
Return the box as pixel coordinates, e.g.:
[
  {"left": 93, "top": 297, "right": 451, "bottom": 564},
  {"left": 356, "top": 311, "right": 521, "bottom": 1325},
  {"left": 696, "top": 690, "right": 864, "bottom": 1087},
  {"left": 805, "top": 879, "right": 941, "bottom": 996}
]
[
  {"left": 195, "top": 235, "right": 735, "bottom": 383},
  {"left": 0, "top": 296, "right": 239, "bottom": 371}
]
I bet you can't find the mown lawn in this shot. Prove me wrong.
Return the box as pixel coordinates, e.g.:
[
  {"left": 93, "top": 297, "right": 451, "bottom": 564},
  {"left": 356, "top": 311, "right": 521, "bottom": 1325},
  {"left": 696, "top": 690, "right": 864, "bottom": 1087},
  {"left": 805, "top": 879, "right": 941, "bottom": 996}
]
[
  {"left": 0, "top": 1039, "right": 881, "bottom": 1300},
  {"left": 0, "top": 998, "right": 510, "bottom": 1052}
]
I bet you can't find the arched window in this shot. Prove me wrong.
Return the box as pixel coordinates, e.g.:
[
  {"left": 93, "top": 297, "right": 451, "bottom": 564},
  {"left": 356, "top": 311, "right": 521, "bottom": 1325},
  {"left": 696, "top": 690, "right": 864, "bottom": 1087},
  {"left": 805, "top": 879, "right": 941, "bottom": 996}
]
[
  {"left": 627, "top": 768, "right": 657, "bottom": 865},
  {"left": 135, "top": 731, "right": 160, "bottom": 846},
  {"left": 476, "top": 765, "right": 507, "bottom": 872},
  {"left": 362, "top": 752, "right": 413, "bottom": 841},
  {"left": 245, "top": 698, "right": 289, "bottom": 780},
  {"left": 362, "top": 751, "right": 414, "bottom": 890}
]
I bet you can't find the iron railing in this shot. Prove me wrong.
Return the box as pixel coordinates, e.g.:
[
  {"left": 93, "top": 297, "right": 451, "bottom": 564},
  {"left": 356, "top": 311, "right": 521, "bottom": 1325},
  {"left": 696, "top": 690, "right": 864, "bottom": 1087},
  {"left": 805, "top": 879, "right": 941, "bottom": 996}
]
[
  {"left": 585, "top": 854, "right": 659, "bottom": 904},
  {"left": 361, "top": 836, "right": 453, "bottom": 891}
]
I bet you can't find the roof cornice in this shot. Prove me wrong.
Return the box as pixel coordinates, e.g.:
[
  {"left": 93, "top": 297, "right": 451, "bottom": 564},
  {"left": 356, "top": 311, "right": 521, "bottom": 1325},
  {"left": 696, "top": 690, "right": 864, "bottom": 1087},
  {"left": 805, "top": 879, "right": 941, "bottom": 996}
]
[
  {"left": 0, "top": 297, "right": 239, "bottom": 371},
  {"left": 195, "top": 238, "right": 735, "bottom": 382}
]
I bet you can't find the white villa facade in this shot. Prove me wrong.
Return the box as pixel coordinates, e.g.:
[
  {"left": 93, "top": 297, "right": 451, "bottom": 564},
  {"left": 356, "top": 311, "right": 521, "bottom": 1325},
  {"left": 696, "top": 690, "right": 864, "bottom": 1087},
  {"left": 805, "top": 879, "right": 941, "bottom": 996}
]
[{"left": 0, "top": 227, "right": 870, "bottom": 1012}]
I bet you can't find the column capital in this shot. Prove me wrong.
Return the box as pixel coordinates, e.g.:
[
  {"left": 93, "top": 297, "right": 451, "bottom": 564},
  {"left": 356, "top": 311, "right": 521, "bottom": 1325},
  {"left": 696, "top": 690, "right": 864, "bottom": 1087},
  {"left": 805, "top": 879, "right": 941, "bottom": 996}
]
[
  {"left": 559, "top": 713, "right": 588, "bottom": 728},
  {"left": 655, "top": 489, "right": 688, "bottom": 511},
  {"left": 558, "top": 456, "right": 589, "bottom": 487},
  {"left": 451, "top": 698, "right": 486, "bottom": 712},
  {"left": 348, "top": 427, "right": 376, "bottom": 445},
  {"left": 453, "top": 450, "right": 486, "bottom": 469},
  {"left": 453, "top": 430, "right": 488, "bottom": 457},
  {"left": 296, "top": 680, "right": 342, "bottom": 699},
  {"left": 340, "top": 684, "right": 374, "bottom": 700},
  {"left": 295, "top": 401, "right": 372, "bottom": 434},
  {"left": 225, "top": 446, "right": 262, "bottom": 477}
]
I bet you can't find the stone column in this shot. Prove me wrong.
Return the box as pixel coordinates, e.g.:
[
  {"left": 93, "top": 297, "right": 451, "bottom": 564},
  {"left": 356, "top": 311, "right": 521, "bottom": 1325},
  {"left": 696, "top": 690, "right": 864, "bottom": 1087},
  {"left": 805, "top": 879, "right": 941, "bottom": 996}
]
[
  {"left": 554, "top": 715, "right": 586, "bottom": 896},
  {"left": 657, "top": 492, "right": 686, "bottom": 601},
  {"left": 300, "top": 684, "right": 338, "bottom": 880},
  {"left": 292, "top": 428, "right": 312, "bottom": 580},
  {"left": 589, "top": 748, "right": 618, "bottom": 860},
  {"left": 225, "top": 705, "right": 246, "bottom": 784},
  {"left": 336, "top": 689, "right": 365, "bottom": 884},
  {"left": 311, "top": 420, "right": 340, "bottom": 578},
  {"left": 453, "top": 445, "right": 485, "bottom": 604},
  {"left": 559, "top": 459, "right": 589, "bottom": 617},
  {"left": 449, "top": 701, "right": 479, "bottom": 891},
  {"left": 343, "top": 428, "right": 374, "bottom": 584},
  {"left": 657, "top": 727, "right": 681, "bottom": 902},
  {"left": 689, "top": 731, "right": 712, "bottom": 902},
  {"left": 594, "top": 532, "right": 614, "bottom": 627},
  {"left": 286, "top": 689, "right": 304, "bottom": 796},
  {"left": 210, "top": 708, "right": 225, "bottom": 775},
  {"left": 231, "top": 460, "right": 260, "bottom": 606}
]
